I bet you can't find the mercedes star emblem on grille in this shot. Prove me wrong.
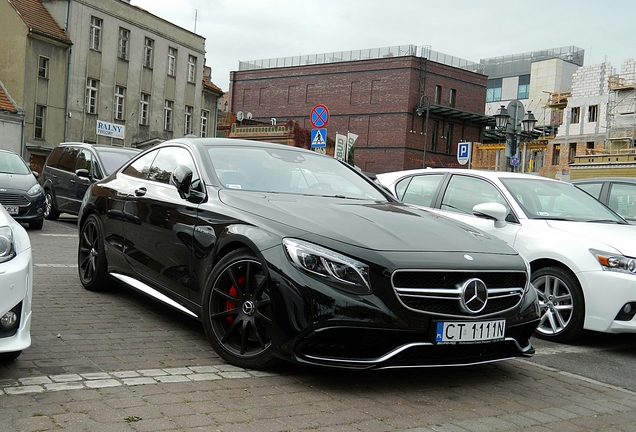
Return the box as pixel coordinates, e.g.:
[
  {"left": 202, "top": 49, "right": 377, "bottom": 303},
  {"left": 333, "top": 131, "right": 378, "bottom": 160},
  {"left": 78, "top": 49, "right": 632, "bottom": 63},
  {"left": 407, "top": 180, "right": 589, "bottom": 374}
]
[{"left": 460, "top": 278, "right": 488, "bottom": 314}]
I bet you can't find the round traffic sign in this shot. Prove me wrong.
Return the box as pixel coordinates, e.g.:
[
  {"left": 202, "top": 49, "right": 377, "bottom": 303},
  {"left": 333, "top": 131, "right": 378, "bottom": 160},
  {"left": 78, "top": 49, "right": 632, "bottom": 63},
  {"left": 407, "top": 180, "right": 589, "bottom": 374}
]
[{"left": 310, "top": 104, "right": 329, "bottom": 128}]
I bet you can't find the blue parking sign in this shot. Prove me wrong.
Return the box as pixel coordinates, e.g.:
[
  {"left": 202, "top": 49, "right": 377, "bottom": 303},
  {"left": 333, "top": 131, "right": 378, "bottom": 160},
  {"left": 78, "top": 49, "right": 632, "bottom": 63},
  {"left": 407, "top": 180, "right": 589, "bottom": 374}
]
[{"left": 457, "top": 142, "right": 471, "bottom": 165}]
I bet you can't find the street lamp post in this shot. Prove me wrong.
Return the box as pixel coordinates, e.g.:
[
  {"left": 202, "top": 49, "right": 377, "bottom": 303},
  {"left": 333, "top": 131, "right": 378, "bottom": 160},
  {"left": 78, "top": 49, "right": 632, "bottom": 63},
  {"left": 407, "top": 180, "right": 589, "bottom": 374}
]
[
  {"left": 494, "top": 99, "right": 537, "bottom": 171},
  {"left": 416, "top": 95, "right": 430, "bottom": 168}
]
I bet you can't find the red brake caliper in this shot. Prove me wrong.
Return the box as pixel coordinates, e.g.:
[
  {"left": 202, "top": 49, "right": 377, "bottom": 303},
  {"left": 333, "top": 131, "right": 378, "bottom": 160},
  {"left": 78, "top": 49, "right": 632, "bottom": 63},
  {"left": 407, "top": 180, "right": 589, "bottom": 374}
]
[{"left": 225, "top": 276, "right": 245, "bottom": 324}]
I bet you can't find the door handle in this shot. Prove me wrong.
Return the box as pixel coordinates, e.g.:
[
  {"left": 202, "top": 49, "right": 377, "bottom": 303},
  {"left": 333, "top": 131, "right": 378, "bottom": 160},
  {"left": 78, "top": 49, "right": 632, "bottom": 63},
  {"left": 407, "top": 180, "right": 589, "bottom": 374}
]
[{"left": 134, "top": 187, "right": 147, "bottom": 197}]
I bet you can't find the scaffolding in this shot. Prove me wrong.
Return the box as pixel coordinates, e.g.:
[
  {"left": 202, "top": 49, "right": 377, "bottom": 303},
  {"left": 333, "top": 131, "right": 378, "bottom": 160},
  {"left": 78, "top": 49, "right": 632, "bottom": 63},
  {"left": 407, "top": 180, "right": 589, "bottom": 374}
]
[{"left": 606, "top": 74, "right": 636, "bottom": 152}]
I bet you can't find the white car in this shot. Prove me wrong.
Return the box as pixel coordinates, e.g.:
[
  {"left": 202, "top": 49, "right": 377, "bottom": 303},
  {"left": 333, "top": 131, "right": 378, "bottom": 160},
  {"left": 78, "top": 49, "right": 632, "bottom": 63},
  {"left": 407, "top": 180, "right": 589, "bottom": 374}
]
[
  {"left": 377, "top": 168, "right": 636, "bottom": 343},
  {"left": 0, "top": 204, "right": 32, "bottom": 360}
]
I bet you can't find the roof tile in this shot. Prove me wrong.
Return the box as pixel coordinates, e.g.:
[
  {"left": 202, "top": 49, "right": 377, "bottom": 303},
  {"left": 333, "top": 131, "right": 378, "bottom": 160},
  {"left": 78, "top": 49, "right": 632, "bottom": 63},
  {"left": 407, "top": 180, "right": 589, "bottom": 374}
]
[{"left": 8, "top": 0, "right": 72, "bottom": 44}]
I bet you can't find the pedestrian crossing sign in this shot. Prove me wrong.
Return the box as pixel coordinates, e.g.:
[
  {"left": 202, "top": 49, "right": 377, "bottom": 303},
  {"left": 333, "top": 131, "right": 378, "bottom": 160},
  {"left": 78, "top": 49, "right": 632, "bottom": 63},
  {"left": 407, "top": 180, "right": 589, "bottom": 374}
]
[{"left": 311, "top": 128, "right": 326, "bottom": 148}]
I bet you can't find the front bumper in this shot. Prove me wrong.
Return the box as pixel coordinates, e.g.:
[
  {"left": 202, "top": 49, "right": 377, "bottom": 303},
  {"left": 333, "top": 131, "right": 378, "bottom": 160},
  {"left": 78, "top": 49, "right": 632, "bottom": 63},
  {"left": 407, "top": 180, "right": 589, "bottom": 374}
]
[
  {"left": 0, "top": 249, "right": 33, "bottom": 354},
  {"left": 579, "top": 269, "right": 636, "bottom": 334},
  {"left": 263, "top": 246, "right": 540, "bottom": 369}
]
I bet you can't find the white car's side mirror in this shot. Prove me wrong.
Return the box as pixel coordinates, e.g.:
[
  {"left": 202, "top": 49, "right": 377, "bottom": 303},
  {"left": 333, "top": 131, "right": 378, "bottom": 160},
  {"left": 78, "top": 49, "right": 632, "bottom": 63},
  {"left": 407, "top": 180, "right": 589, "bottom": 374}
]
[{"left": 473, "top": 202, "right": 508, "bottom": 228}]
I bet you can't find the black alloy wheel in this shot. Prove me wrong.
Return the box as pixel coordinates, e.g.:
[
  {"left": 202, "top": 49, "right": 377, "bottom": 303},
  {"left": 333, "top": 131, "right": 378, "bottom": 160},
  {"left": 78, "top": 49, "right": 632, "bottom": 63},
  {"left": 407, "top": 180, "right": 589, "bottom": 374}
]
[
  {"left": 78, "top": 214, "right": 110, "bottom": 292},
  {"left": 203, "top": 248, "right": 277, "bottom": 369}
]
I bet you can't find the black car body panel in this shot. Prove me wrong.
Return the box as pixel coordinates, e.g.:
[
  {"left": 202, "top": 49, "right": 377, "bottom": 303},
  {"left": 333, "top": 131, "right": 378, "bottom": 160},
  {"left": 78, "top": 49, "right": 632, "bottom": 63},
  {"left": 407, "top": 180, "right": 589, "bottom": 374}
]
[{"left": 78, "top": 138, "right": 540, "bottom": 369}]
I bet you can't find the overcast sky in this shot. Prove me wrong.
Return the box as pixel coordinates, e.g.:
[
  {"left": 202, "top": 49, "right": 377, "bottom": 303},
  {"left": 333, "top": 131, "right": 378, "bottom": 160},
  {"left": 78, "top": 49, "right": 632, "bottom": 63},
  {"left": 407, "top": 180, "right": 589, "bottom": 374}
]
[{"left": 131, "top": 0, "right": 636, "bottom": 92}]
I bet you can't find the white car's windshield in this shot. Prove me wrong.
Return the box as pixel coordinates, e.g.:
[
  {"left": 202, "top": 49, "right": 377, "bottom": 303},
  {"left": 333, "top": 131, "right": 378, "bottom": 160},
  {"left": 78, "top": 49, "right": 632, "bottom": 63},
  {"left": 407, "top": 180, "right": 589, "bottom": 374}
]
[
  {"left": 208, "top": 146, "right": 386, "bottom": 200},
  {"left": 501, "top": 177, "right": 627, "bottom": 224}
]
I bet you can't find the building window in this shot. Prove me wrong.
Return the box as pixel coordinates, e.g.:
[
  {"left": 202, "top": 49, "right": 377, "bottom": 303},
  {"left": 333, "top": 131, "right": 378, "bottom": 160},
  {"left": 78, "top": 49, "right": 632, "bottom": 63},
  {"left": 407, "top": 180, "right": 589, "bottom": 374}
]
[
  {"left": 431, "top": 120, "right": 439, "bottom": 152},
  {"left": 38, "top": 56, "right": 49, "bottom": 79},
  {"left": 517, "top": 74, "right": 530, "bottom": 99},
  {"left": 184, "top": 105, "right": 193, "bottom": 135},
  {"left": 89, "top": 16, "right": 102, "bottom": 51},
  {"left": 118, "top": 28, "right": 130, "bottom": 60},
  {"left": 85, "top": 78, "right": 99, "bottom": 114},
  {"left": 569, "top": 143, "right": 576, "bottom": 163},
  {"left": 434, "top": 85, "right": 442, "bottom": 104},
  {"left": 200, "top": 110, "right": 209, "bottom": 137},
  {"left": 187, "top": 55, "right": 196, "bottom": 83},
  {"left": 164, "top": 100, "right": 173, "bottom": 131},
  {"left": 34, "top": 105, "right": 46, "bottom": 139},
  {"left": 449, "top": 89, "right": 456, "bottom": 108},
  {"left": 552, "top": 145, "right": 560, "bottom": 165},
  {"left": 588, "top": 105, "right": 599, "bottom": 122},
  {"left": 167, "top": 47, "right": 177, "bottom": 77},
  {"left": 587, "top": 141, "right": 595, "bottom": 154},
  {"left": 114, "top": 86, "right": 126, "bottom": 120},
  {"left": 445, "top": 124, "right": 453, "bottom": 154},
  {"left": 140, "top": 93, "right": 150, "bottom": 126},
  {"left": 143, "top": 38, "right": 154, "bottom": 68},
  {"left": 571, "top": 107, "right": 580, "bottom": 123},
  {"left": 486, "top": 78, "right": 502, "bottom": 102}
]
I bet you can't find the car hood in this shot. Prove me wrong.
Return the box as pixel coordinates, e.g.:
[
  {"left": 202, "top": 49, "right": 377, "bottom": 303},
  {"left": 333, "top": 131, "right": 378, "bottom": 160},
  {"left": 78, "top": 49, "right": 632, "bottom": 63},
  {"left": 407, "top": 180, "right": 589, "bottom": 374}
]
[
  {"left": 219, "top": 191, "right": 518, "bottom": 254},
  {"left": 546, "top": 220, "right": 636, "bottom": 255},
  {"left": 0, "top": 173, "right": 36, "bottom": 190}
]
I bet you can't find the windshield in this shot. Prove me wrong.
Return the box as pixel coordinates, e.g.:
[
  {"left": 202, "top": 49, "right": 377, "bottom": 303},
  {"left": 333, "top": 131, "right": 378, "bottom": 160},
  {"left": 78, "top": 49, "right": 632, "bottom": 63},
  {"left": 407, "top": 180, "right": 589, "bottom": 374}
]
[
  {"left": 501, "top": 177, "right": 627, "bottom": 224},
  {"left": 0, "top": 152, "right": 31, "bottom": 175},
  {"left": 96, "top": 148, "right": 140, "bottom": 175},
  {"left": 208, "top": 146, "right": 386, "bottom": 200}
]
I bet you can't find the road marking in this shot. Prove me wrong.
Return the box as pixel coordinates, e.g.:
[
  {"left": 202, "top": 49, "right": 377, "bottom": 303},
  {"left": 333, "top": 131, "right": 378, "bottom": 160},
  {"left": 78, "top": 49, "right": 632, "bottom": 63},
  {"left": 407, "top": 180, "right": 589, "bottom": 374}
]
[
  {"left": 35, "top": 264, "right": 77, "bottom": 268},
  {"left": 0, "top": 365, "right": 276, "bottom": 395},
  {"left": 39, "top": 234, "right": 77, "bottom": 237}
]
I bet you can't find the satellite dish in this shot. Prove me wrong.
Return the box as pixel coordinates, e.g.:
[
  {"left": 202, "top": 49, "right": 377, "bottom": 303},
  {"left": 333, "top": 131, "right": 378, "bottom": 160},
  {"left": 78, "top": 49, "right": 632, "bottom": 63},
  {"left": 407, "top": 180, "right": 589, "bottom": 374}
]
[
  {"left": 246, "top": 112, "right": 252, "bottom": 120},
  {"left": 236, "top": 111, "right": 244, "bottom": 121}
]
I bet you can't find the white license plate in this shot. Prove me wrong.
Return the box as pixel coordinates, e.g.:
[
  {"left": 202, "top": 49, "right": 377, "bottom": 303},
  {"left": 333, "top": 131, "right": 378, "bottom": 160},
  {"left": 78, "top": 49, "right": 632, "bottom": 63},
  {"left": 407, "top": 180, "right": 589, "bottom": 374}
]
[
  {"left": 3, "top": 205, "right": 18, "bottom": 215},
  {"left": 434, "top": 319, "right": 506, "bottom": 344}
]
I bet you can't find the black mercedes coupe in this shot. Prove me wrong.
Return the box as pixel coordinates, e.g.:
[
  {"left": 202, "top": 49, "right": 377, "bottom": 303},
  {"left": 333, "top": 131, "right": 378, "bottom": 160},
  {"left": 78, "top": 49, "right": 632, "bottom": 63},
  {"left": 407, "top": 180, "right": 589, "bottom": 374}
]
[{"left": 77, "top": 138, "right": 539, "bottom": 369}]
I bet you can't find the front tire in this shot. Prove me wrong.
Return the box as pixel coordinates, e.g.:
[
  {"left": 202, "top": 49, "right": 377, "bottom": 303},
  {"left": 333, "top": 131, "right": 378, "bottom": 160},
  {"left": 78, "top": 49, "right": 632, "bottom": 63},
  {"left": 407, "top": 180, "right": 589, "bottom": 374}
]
[
  {"left": 532, "top": 266, "right": 585, "bottom": 342},
  {"left": 29, "top": 219, "right": 43, "bottom": 230},
  {"left": 202, "top": 248, "right": 278, "bottom": 369},
  {"left": 0, "top": 351, "right": 21, "bottom": 362},
  {"left": 78, "top": 214, "right": 111, "bottom": 292},
  {"left": 44, "top": 190, "right": 60, "bottom": 220}
]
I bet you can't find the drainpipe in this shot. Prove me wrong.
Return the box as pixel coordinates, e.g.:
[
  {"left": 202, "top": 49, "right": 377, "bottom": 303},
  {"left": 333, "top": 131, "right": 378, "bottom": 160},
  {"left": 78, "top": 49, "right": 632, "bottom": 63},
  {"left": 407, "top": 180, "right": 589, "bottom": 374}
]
[{"left": 63, "top": 0, "right": 72, "bottom": 142}]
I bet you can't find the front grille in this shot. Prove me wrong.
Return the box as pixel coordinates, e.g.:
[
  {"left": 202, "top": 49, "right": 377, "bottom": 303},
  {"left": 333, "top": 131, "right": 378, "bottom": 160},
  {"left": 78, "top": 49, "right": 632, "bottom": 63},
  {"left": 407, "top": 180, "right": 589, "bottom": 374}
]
[
  {"left": 392, "top": 270, "right": 527, "bottom": 318},
  {"left": 0, "top": 192, "right": 29, "bottom": 206}
]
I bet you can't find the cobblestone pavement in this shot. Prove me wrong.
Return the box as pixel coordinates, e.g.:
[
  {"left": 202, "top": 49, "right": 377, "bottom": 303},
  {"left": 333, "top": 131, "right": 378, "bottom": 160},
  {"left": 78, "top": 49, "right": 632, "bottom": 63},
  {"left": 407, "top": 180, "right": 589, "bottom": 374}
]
[{"left": 1, "top": 218, "right": 636, "bottom": 431}]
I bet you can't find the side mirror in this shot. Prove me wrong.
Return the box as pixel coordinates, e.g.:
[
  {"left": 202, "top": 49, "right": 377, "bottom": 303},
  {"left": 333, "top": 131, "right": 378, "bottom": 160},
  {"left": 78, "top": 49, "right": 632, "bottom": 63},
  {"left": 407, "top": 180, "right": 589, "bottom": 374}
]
[
  {"left": 170, "top": 165, "right": 193, "bottom": 199},
  {"left": 75, "top": 168, "right": 90, "bottom": 179},
  {"left": 31, "top": 171, "right": 39, "bottom": 179},
  {"left": 473, "top": 202, "right": 508, "bottom": 228}
]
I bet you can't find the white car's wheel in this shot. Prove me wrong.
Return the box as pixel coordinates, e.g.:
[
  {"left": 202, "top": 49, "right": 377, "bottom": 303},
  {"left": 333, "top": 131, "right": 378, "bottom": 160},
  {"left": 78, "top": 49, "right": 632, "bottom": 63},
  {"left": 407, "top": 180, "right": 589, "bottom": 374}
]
[{"left": 532, "top": 266, "right": 585, "bottom": 342}]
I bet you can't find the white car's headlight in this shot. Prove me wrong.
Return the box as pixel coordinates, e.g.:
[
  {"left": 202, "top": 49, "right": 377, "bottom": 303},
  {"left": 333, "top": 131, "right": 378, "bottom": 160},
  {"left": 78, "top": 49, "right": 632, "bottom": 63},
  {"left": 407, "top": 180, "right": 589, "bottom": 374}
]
[
  {"left": 283, "top": 238, "right": 371, "bottom": 294},
  {"left": 0, "top": 226, "right": 16, "bottom": 263},
  {"left": 591, "top": 249, "right": 636, "bottom": 274},
  {"left": 27, "top": 183, "right": 43, "bottom": 196}
]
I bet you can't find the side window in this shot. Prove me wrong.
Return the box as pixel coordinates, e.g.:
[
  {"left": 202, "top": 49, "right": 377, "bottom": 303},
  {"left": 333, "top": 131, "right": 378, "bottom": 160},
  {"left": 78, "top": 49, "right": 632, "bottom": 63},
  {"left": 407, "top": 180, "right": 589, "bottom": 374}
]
[
  {"left": 441, "top": 175, "right": 514, "bottom": 221},
  {"left": 575, "top": 182, "right": 602, "bottom": 200},
  {"left": 122, "top": 150, "right": 158, "bottom": 179},
  {"left": 147, "top": 147, "right": 200, "bottom": 187},
  {"left": 46, "top": 147, "right": 64, "bottom": 168},
  {"left": 609, "top": 183, "right": 636, "bottom": 221},
  {"left": 400, "top": 174, "right": 444, "bottom": 207},
  {"left": 75, "top": 149, "right": 93, "bottom": 173},
  {"left": 57, "top": 147, "right": 80, "bottom": 172}
]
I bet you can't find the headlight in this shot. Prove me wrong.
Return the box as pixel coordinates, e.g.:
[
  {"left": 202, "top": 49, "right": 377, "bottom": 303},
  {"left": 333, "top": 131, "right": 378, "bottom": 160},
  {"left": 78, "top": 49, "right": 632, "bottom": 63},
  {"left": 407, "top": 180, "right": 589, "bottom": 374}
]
[
  {"left": 27, "top": 184, "right": 43, "bottom": 196},
  {"left": 283, "top": 238, "right": 371, "bottom": 294},
  {"left": 0, "top": 226, "right": 16, "bottom": 263},
  {"left": 591, "top": 249, "right": 636, "bottom": 274}
]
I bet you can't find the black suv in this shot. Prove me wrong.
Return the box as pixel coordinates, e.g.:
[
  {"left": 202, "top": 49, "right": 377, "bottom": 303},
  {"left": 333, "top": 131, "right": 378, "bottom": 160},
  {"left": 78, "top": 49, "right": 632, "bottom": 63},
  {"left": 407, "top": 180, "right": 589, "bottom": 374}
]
[{"left": 42, "top": 143, "right": 140, "bottom": 219}]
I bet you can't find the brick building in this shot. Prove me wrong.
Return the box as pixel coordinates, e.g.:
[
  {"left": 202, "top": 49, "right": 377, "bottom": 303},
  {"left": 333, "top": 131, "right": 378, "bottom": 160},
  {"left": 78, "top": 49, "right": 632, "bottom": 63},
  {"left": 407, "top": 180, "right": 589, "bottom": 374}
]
[{"left": 229, "top": 45, "right": 492, "bottom": 174}]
